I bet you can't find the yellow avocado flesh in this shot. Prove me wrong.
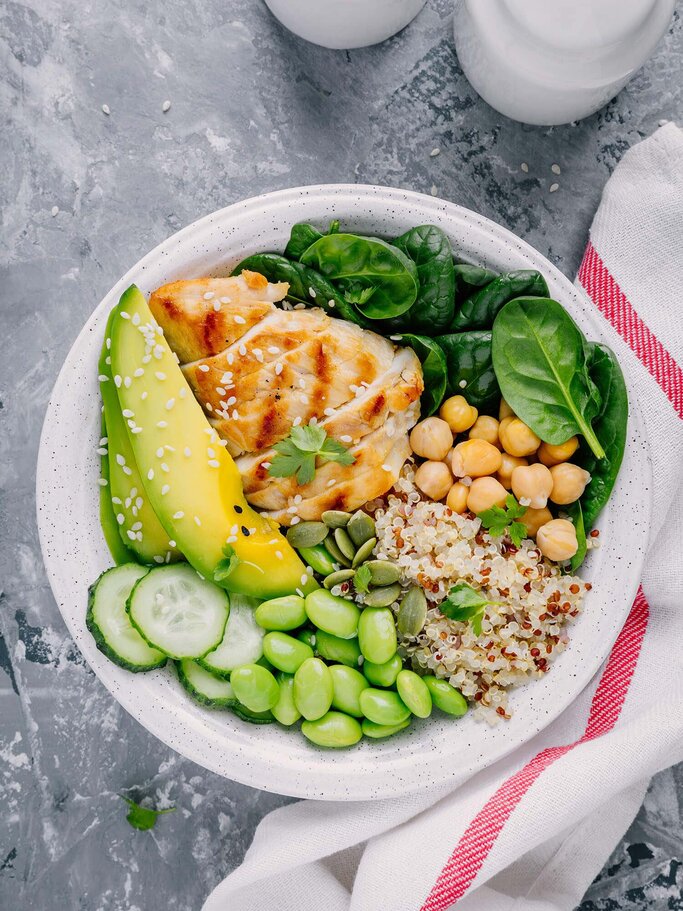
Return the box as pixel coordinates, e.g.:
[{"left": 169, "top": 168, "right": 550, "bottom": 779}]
[
  {"left": 99, "top": 309, "right": 179, "bottom": 565},
  {"left": 109, "top": 285, "right": 315, "bottom": 599}
]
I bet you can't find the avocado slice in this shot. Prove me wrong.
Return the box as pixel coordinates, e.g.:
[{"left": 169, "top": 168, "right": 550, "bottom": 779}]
[
  {"left": 109, "top": 285, "right": 315, "bottom": 599},
  {"left": 98, "top": 309, "right": 180, "bottom": 565}
]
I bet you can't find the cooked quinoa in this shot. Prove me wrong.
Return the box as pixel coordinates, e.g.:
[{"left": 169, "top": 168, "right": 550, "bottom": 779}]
[{"left": 367, "top": 464, "right": 590, "bottom": 723}]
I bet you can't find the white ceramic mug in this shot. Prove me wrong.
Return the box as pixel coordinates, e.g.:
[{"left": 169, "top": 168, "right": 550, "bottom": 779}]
[{"left": 264, "top": 0, "right": 427, "bottom": 50}]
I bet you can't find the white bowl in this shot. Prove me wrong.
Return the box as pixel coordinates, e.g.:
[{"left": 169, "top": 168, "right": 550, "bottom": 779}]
[{"left": 37, "top": 186, "right": 651, "bottom": 801}]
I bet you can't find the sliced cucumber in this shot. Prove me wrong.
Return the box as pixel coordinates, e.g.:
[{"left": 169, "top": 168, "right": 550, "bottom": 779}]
[
  {"left": 128, "top": 564, "right": 230, "bottom": 659},
  {"left": 233, "top": 704, "right": 274, "bottom": 724},
  {"left": 87, "top": 564, "right": 166, "bottom": 671},
  {"left": 199, "top": 594, "right": 264, "bottom": 678},
  {"left": 177, "top": 659, "right": 236, "bottom": 707}
]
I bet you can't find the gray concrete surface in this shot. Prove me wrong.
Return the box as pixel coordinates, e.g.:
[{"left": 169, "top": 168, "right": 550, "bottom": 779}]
[{"left": 1, "top": 1, "right": 682, "bottom": 908}]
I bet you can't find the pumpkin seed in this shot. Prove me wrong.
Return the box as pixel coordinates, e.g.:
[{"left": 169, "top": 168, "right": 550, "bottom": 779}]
[
  {"left": 347, "top": 510, "right": 376, "bottom": 547},
  {"left": 334, "top": 527, "right": 356, "bottom": 561},
  {"left": 351, "top": 536, "right": 377, "bottom": 567},
  {"left": 324, "top": 533, "right": 351, "bottom": 568},
  {"left": 397, "top": 586, "right": 428, "bottom": 637},
  {"left": 323, "top": 569, "right": 356, "bottom": 589},
  {"left": 322, "top": 510, "right": 352, "bottom": 529},
  {"left": 362, "top": 583, "right": 402, "bottom": 608},
  {"left": 286, "top": 521, "right": 329, "bottom": 549},
  {"left": 365, "top": 560, "right": 401, "bottom": 586}
]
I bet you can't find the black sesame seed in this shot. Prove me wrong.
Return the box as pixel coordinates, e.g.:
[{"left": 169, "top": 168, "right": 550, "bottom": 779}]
[
  {"left": 234, "top": 505, "right": 243, "bottom": 513},
  {"left": 241, "top": 526, "right": 250, "bottom": 536}
]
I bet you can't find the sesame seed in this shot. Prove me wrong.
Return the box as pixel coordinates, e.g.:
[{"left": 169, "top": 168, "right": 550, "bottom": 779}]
[
  {"left": 116, "top": 513, "right": 124, "bottom": 525},
  {"left": 98, "top": 478, "right": 108, "bottom": 486},
  {"left": 220, "top": 296, "right": 231, "bottom": 304},
  {"left": 161, "top": 462, "right": 169, "bottom": 472},
  {"left": 275, "top": 362, "right": 283, "bottom": 375},
  {"left": 132, "top": 313, "right": 140, "bottom": 326},
  {"left": 155, "top": 371, "right": 166, "bottom": 380},
  {"left": 165, "top": 398, "right": 175, "bottom": 410},
  {"left": 300, "top": 394, "right": 309, "bottom": 404},
  {"left": 275, "top": 551, "right": 283, "bottom": 560},
  {"left": 520, "top": 162, "right": 529, "bottom": 173},
  {"left": 267, "top": 346, "right": 280, "bottom": 355},
  {"left": 97, "top": 447, "right": 107, "bottom": 456},
  {"left": 132, "top": 427, "right": 142, "bottom": 434},
  {"left": 238, "top": 344, "right": 247, "bottom": 356},
  {"left": 114, "top": 375, "right": 122, "bottom": 388},
  {"left": 294, "top": 494, "right": 303, "bottom": 505},
  {"left": 226, "top": 535, "right": 237, "bottom": 544},
  {"left": 153, "top": 555, "right": 164, "bottom": 564},
  {"left": 179, "top": 388, "right": 186, "bottom": 398},
  {"left": 162, "top": 99, "right": 171, "bottom": 113},
  {"left": 102, "top": 103, "right": 111, "bottom": 115},
  {"left": 206, "top": 403, "right": 213, "bottom": 411},
  {"left": 168, "top": 539, "right": 176, "bottom": 547},
  {"left": 111, "top": 496, "right": 121, "bottom": 504},
  {"left": 309, "top": 287, "right": 316, "bottom": 298},
  {"left": 156, "top": 420, "right": 168, "bottom": 428},
  {"left": 253, "top": 348, "right": 264, "bottom": 362},
  {"left": 227, "top": 353, "right": 234, "bottom": 365},
  {"left": 207, "top": 447, "right": 215, "bottom": 457},
  {"left": 382, "top": 464, "right": 392, "bottom": 471},
  {"left": 115, "top": 454, "right": 126, "bottom": 466},
  {"left": 98, "top": 374, "right": 109, "bottom": 383},
  {"left": 549, "top": 183, "right": 559, "bottom": 193},
  {"left": 430, "top": 185, "right": 438, "bottom": 196},
  {"left": 131, "top": 521, "right": 142, "bottom": 531},
  {"left": 184, "top": 447, "right": 192, "bottom": 457},
  {"left": 142, "top": 355, "right": 151, "bottom": 365},
  {"left": 430, "top": 147, "right": 440, "bottom": 157},
  {"left": 203, "top": 291, "right": 215, "bottom": 300},
  {"left": 234, "top": 314, "right": 246, "bottom": 324},
  {"left": 153, "top": 346, "right": 164, "bottom": 359},
  {"left": 119, "top": 311, "right": 130, "bottom": 320},
  {"left": 226, "top": 396, "right": 236, "bottom": 406},
  {"left": 301, "top": 573, "right": 309, "bottom": 585},
  {"left": 161, "top": 484, "right": 170, "bottom": 495},
  {"left": 156, "top": 447, "right": 164, "bottom": 458},
  {"left": 261, "top": 461, "right": 271, "bottom": 469},
  {"left": 134, "top": 368, "right": 144, "bottom": 377},
  {"left": 122, "top": 408, "right": 134, "bottom": 418},
  {"left": 198, "top": 364, "right": 210, "bottom": 373},
  {"left": 231, "top": 409, "right": 239, "bottom": 420},
  {"left": 290, "top": 516, "right": 301, "bottom": 525},
  {"left": 328, "top": 300, "right": 335, "bottom": 308},
  {"left": 293, "top": 416, "right": 302, "bottom": 426},
  {"left": 221, "top": 372, "right": 233, "bottom": 383},
  {"left": 213, "top": 301, "right": 221, "bottom": 312},
  {"left": 122, "top": 466, "right": 133, "bottom": 476},
  {"left": 327, "top": 478, "right": 337, "bottom": 487},
  {"left": 551, "top": 163, "right": 561, "bottom": 175},
  {"left": 458, "top": 379, "right": 467, "bottom": 388},
  {"left": 295, "top": 588, "right": 304, "bottom": 597},
  {"left": 208, "top": 459, "right": 220, "bottom": 468},
  {"left": 340, "top": 434, "right": 352, "bottom": 443},
  {"left": 173, "top": 511, "right": 184, "bottom": 519},
  {"left": 194, "top": 516, "right": 201, "bottom": 526},
  {"left": 106, "top": 338, "right": 111, "bottom": 350},
  {"left": 127, "top": 419, "right": 136, "bottom": 429},
  {"left": 123, "top": 376, "right": 132, "bottom": 388},
  {"left": 126, "top": 530, "right": 136, "bottom": 541},
  {"left": 51, "top": 205, "right": 59, "bottom": 217}
]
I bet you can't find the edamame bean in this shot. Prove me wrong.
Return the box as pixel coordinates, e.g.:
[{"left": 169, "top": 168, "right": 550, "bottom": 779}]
[
  {"left": 301, "top": 711, "right": 362, "bottom": 748},
  {"left": 359, "top": 688, "right": 410, "bottom": 726},
  {"left": 315, "top": 630, "right": 362, "bottom": 667},
  {"left": 396, "top": 670, "right": 432, "bottom": 718},
  {"left": 397, "top": 587, "right": 427, "bottom": 637},
  {"left": 262, "top": 632, "right": 313, "bottom": 674},
  {"left": 347, "top": 510, "right": 376, "bottom": 547},
  {"left": 329, "top": 665, "right": 369, "bottom": 717},
  {"left": 230, "top": 664, "right": 280, "bottom": 713},
  {"left": 423, "top": 676, "right": 468, "bottom": 716},
  {"left": 363, "top": 653, "right": 403, "bottom": 687},
  {"left": 305, "top": 589, "right": 360, "bottom": 639},
  {"left": 298, "top": 544, "right": 337, "bottom": 577},
  {"left": 271, "top": 673, "right": 301, "bottom": 726},
  {"left": 293, "top": 657, "right": 333, "bottom": 721},
  {"left": 361, "top": 718, "right": 411, "bottom": 739},
  {"left": 358, "top": 607, "right": 397, "bottom": 664},
  {"left": 255, "top": 595, "right": 307, "bottom": 631},
  {"left": 297, "top": 628, "right": 316, "bottom": 648}
]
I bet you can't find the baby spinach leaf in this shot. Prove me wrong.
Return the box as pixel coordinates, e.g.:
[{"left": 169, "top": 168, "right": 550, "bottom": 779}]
[
  {"left": 300, "top": 233, "right": 419, "bottom": 320},
  {"left": 575, "top": 343, "right": 628, "bottom": 530},
  {"left": 434, "top": 330, "right": 501, "bottom": 414},
  {"left": 453, "top": 263, "right": 498, "bottom": 303},
  {"left": 492, "top": 298, "right": 605, "bottom": 458},
  {"left": 396, "top": 333, "right": 448, "bottom": 416},
  {"left": 387, "top": 225, "right": 456, "bottom": 333},
  {"left": 565, "top": 501, "right": 587, "bottom": 572},
  {"left": 284, "top": 223, "right": 324, "bottom": 260},
  {"left": 450, "top": 269, "right": 549, "bottom": 331}
]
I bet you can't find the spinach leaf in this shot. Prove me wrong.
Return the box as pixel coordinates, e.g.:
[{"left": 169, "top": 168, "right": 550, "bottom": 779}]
[
  {"left": 451, "top": 269, "right": 549, "bottom": 331},
  {"left": 300, "top": 233, "right": 419, "bottom": 320},
  {"left": 565, "top": 501, "right": 588, "bottom": 572},
  {"left": 576, "top": 343, "right": 628, "bottom": 530},
  {"left": 434, "top": 330, "right": 501, "bottom": 414},
  {"left": 396, "top": 333, "right": 448, "bottom": 416},
  {"left": 284, "top": 223, "right": 323, "bottom": 260},
  {"left": 387, "top": 225, "right": 456, "bottom": 333},
  {"left": 453, "top": 263, "right": 498, "bottom": 302},
  {"left": 492, "top": 298, "right": 605, "bottom": 458}
]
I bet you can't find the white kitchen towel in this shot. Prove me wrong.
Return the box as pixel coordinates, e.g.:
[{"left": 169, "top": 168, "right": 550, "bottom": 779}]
[{"left": 203, "top": 123, "right": 683, "bottom": 911}]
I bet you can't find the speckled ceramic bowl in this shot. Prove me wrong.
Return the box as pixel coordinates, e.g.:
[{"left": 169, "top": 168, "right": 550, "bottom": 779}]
[{"left": 36, "top": 186, "right": 651, "bottom": 801}]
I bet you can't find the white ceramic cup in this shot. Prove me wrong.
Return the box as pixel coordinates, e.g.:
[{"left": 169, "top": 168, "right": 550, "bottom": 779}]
[
  {"left": 264, "top": 0, "right": 427, "bottom": 50},
  {"left": 453, "top": 0, "right": 677, "bottom": 125}
]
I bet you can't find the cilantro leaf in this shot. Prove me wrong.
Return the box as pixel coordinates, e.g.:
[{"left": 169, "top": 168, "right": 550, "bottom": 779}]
[
  {"left": 353, "top": 564, "right": 372, "bottom": 593},
  {"left": 477, "top": 495, "right": 528, "bottom": 543},
  {"left": 214, "top": 543, "right": 241, "bottom": 583},
  {"left": 439, "top": 582, "right": 501, "bottom": 637},
  {"left": 344, "top": 286, "right": 377, "bottom": 306},
  {"left": 268, "top": 424, "right": 355, "bottom": 486},
  {"left": 122, "top": 796, "right": 175, "bottom": 831}
]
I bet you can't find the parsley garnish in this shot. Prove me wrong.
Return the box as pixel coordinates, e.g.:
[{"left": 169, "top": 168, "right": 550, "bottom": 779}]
[
  {"left": 344, "top": 286, "right": 376, "bottom": 306},
  {"left": 268, "top": 424, "right": 355, "bottom": 486},
  {"left": 214, "top": 542, "right": 241, "bottom": 583},
  {"left": 477, "top": 494, "right": 528, "bottom": 547},
  {"left": 439, "top": 582, "right": 501, "bottom": 637},
  {"left": 353, "top": 564, "right": 372, "bottom": 593},
  {"left": 122, "top": 796, "right": 175, "bottom": 831}
]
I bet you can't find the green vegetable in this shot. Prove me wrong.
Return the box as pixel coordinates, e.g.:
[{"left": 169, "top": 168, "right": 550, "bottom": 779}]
[
  {"left": 396, "top": 334, "right": 448, "bottom": 416},
  {"left": 301, "top": 711, "right": 362, "bottom": 747},
  {"left": 213, "top": 543, "right": 241, "bottom": 584},
  {"left": 388, "top": 225, "right": 456, "bottom": 333},
  {"left": 314, "top": 630, "right": 361, "bottom": 667},
  {"left": 566, "top": 501, "right": 588, "bottom": 573},
  {"left": 453, "top": 263, "right": 498, "bottom": 302},
  {"left": 451, "top": 269, "right": 549, "bottom": 331},
  {"left": 577, "top": 343, "right": 628, "bottom": 529},
  {"left": 434, "top": 331, "right": 500, "bottom": 414},
  {"left": 362, "top": 718, "right": 411, "bottom": 739},
  {"left": 439, "top": 581, "right": 501, "bottom": 636},
  {"left": 359, "top": 688, "right": 410, "bottom": 726},
  {"left": 293, "top": 657, "right": 334, "bottom": 720},
  {"left": 358, "top": 607, "right": 397, "bottom": 665},
  {"left": 422, "top": 676, "right": 468, "bottom": 716},
  {"left": 298, "top": 544, "right": 338, "bottom": 577},
  {"left": 396, "top": 670, "right": 432, "bottom": 718},
  {"left": 286, "top": 521, "right": 329, "bottom": 549},
  {"left": 396, "top": 586, "right": 428, "bottom": 638},
  {"left": 271, "top": 673, "right": 301, "bottom": 726},
  {"left": 254, "top": 595, "right": 307, "bottom": 631},
  {"left": 492, "top": 298, "right": 605, "bottom": 458},
  {"left": 362, "top": 654, "right": 403, "bottom": 687},
  {"left": 284, "top": 223, "right": 323, "bottom": 259},
  {"left": 346, "top": 510, "right": 376, "bottom": 547},
  {"left": 176, "top": 659, "right": 236, "bottom": 707},
  {"left": 352, "top": 537, "right": 377, "bottom": 567},
  {"left": 353, "top": 563, "right": 372, "bottom": 593},
  {"left": 230, "top": 664, "right": 280, "bottom": 713},
  {"left": 262, "top": 632, "right": 314, "bottom": 674},
  {"left": 269, "top": 423, "right": 355, "bottom": 486},
  {"left": 329, "top": 665, "right": 370, "bottom": 717},
  {"left": 300, "top": 233, "right": 419, "bottom": 320},
  {"left": 477, "top": 494, "right": 528, "bottom": 547},
  {"left": 232, "top": 704, "right": 275, "bottom": 724},
  {"left": 122, "top": 797, "right": 175, "bottom": 831},
  {"left": 305, "top": 589, "right": 361, "bottom": 639}
]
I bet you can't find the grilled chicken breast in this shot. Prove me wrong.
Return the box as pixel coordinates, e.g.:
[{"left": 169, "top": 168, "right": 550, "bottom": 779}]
[{"left": 149, "top": 273, "right": 423, "bottom": 523}]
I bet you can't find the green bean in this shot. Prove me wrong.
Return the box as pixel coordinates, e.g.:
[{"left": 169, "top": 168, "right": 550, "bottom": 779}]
[
  {"left": 305, "top": 589, "right": 360, "bottom": 639},
  {"left": 314, "top": 630, "right": 361, "bottom": 667},
  {"left": 423, "top": 676, "right": 468, "bottom": 716},
  {"left": 271, "top": 673, "right": 301, "bottom": 726},
  {"left": 230, "top": 664, "right": 280, "bottom": 713},
  {"left": 329, "top": 665, "right": 369, "bottom": 717},
  {"left": 362, "top": 653, "right": 403, "bottom": 687},
  {"left": 293, "top": 657, "right": 334, "bottom": 721},
  {"left": 262, "top": 632, "right": 313, "bottom": 674},
  {"left": 361, "top": 718, "right": 411, "bottom": 739},
  {"left": 358, "top": 607, "right": 397, "bottom": 664},
  {"left": 396, "top": 670, "right": 432, "bottom": 718},
  {"left": 255, "top": 595, "right": 307, "bottom": 631},
  {"left": 298, "top": 544, "right": 338, "bottom": 577},
  {"left": 359, "top": 688, "right": 410, "bottom": 726},
  {"left": 301, "top": 711, "right": 362, "bottom": 748}
]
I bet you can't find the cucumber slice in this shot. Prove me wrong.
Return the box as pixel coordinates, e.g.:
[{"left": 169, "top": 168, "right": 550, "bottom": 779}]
[
  {"left": 177, "top": 659, "right": 236, "bottom": 707},
  {"left": 87, "top": 564, "right": 166, "bottom": 671},
  {"left": 199, "top": 594, "right": 264, "bottom": 678},
  {"left": 128, "top": 564, "right": 230, "bottom": 659},
  {"left": 233, "top": 704, "right": 274, "bottom": 724}
]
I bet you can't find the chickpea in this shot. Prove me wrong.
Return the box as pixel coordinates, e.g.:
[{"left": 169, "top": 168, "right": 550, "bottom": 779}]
[
  {"left": 446, "top": 482, "right": 469, "bottom": 514},
  {"left": 450, "top": 439, "right": 502, "bottom": 478},
  {"left": 497, "top": 453, "right": 528, "bottom": 489},
  {"left": 439, "top": 395, "right": 478, "bottom": 433},
  {"left": 409, "top": 417, "right": 453, "bottom": 461},
  {"left": 499, "top": 417, "right": 541, "bottom": 457},
  {"left": 511, "top": 463, "right": 554, "bottom": 509},
  {"left": 537, "top": 519, "right": 578, "bottom": 562},
  {"left": 414, "top": 460, "right": 453, "bottom": 501},
  {"left": 549, "top": 463, "right": 591, "bottom": 505},
  {"left": 468, "top": 415, "right": 500, "bottom": 448},
  {"left": 538, "top": 436, "right": 579, "bottom": 466},
  {"left": 520, "top": 506, "right": 553, "bottom": 539},
  {"left": 467, "top": 477, "right": 508, "bottom": 514},
  {"left": 499, "top": 398, "right": 515, "bottom": 420}
]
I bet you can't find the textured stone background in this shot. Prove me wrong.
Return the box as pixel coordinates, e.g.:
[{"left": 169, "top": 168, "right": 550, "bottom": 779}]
[{"left": 1, "top": 1, "right": 682, "bottom": 908}]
